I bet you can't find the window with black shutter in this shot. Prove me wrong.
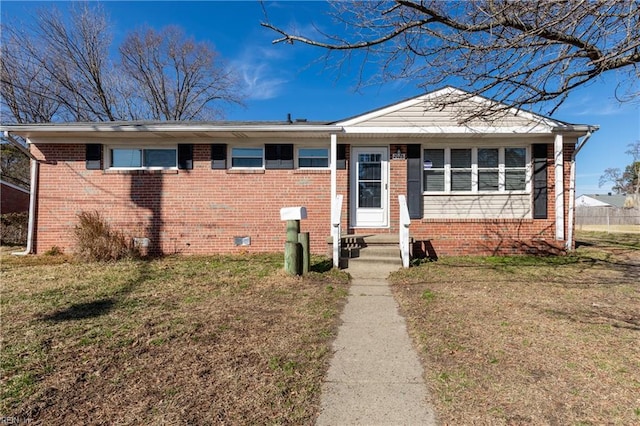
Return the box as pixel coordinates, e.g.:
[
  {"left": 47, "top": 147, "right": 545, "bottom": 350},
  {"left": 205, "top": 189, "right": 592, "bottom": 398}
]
[
  {"left": 406, "top": 144, "right": 423, "bottom": 219},
  {"left": 265, "top": 144, "right": 293, "bottom": 169},
  {"left": 178, "top": 144, "right": 193, "bottom": 170},
  {"left": 86, "top": 144, "right": 102, "bottom": 170},
  {"left": 211, "top": 144, "right": 227, "bottom": 169},
  {"left": 336, "top": 144, "right": 347, "bottom": 170},
  {"left": 532, "top": 144, "right": 548, "bottom": 219}
]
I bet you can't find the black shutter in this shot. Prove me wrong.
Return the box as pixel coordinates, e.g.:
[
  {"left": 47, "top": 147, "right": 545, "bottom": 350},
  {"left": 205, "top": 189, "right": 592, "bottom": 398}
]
[
  {"left": 336, "top": 144, "right": 347, "bottom": 170},
  {"left": 211, "top": 144, "right": 227, "bottom": 169},
  {"left": 406, "top": 144, "right": 423, "bottom": 219},
  {"left": 86, "top": 144, "right": 102, "bottom": 170},
  {"left": 533, "top": 144, "right": 548, "bottom": 219},
  {"left": 265, "top": 144, "right": 293, "bottom": 169},
  {"left": 178, "top": 144, "right": 193, "bottom": 170}
]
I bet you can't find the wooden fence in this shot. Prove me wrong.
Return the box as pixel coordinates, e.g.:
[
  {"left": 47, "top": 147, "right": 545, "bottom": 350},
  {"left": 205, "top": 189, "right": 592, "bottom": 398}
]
[{"left": 576, "top": 206, "right": 640, "bottom": 226}]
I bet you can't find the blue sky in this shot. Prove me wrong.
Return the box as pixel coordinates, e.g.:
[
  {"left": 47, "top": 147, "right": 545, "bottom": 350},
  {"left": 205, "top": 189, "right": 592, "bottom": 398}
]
[{"left": 2, "top": 0, "right": 639, "bottom": 196}]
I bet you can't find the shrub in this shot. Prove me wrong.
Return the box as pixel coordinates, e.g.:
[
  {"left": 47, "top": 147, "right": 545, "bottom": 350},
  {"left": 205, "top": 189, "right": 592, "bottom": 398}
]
[
  {"left": 74, "top": 211, "right": 136, "bottom": 261},
  {"left": 44, "top": 246, "right": 63, "bottom": 256},
  {"left": 0, "top": 212, "right": 28, "bottom": 245}
]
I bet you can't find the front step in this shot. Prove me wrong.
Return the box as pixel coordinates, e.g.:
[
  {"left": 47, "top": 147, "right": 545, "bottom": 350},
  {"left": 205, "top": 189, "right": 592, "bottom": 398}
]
[{"left": 338, "top": 234, "right": 403, "bottom": 267}]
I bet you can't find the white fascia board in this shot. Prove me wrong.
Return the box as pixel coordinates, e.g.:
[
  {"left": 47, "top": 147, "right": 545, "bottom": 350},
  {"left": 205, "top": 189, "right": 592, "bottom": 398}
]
[
  {"left": 1, "top": 124, "right": 343, "bottom": 134},
  {"left": 341, "top": 125, "right": 556, "bottom": 135}
]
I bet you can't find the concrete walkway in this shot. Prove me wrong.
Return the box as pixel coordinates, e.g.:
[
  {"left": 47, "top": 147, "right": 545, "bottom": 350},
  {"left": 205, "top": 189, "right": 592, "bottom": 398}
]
[{"left": 316, "top": 262, "right": 437, "bottom": 425}]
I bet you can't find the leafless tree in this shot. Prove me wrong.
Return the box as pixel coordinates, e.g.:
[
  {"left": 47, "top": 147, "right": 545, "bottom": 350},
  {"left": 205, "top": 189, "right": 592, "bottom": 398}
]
[
  {"left": 600, "top": 142, "right": 640, "bottom": 195},
  {"left": 262, "top": 0, "right": 640, "bottom": 116},
  {"left": 35, "top": 3, "right": 118, "bottom": 121},
  {"left": 1, "top": 3, "right": 244, "bottom": 123},
  {"left": 120, "top": 26, "right": 242, "bottom": 121},
  {"left": 1, "top": 29, "right": 61, "bottom": 123}
]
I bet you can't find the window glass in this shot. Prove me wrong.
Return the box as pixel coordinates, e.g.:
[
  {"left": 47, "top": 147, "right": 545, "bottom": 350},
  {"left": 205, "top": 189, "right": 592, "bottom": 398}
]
[
  {"left": 451, "top": 149, "right": 471, "bottom": 168},
  {"left": 111, "top": 149, "right": 142, "bottom": 168},
  {"left": 358, "top": 182, "right": 381, "bottom": 208},
  {"left": 232, "top": 147, "right": 263, "bottom": 168},
  {"left": 451, "top": 171, "right": 472, "bottom": 191},
  {"left": 505, "top": 148, "right": 526, "bottom": 167},
  {"left": 298, "top": 148, "right": 329, "bottom": 168},
  {"left": 450, "top": 149, "right": 471, "bottom": 191},
  {"left": 478, "top": 148, "right": 498, "bottom": 167},
  {"left": 144, "top": 149, "right": 177, "bottom": 168},
  {"left": 423, "top": 149, "right": 445, "bottom": 192},
  {"left": 478, "top": 148, "right": 499, "bottom": 191},
  {"left": 505, "top": 147, "right": 526, "bottom": 190},
  {"left": 424, "top": 170, "right": 444, "bottom": 191},
  {"left": 420, "top": 147, "right": 528, "bottom": 194},
  {"left": 505, "top": 170, "right": 526, "bottom": 190},
  {"left": 423, "top": 149, "right": 444, "bottom": 168}
]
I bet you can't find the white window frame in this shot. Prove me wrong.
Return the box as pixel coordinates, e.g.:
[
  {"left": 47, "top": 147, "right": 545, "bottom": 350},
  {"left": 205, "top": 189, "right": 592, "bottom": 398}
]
[
  {"left": 297, "top": 146, "right": 330, "bottom": 169},
  {"left": 106, "top": 145, "right": 178, "bottom": 170},
  {"left": 423, "top": 146, "right": 531, "bottom": 195},
  {"left": 230, "top": 146, "right": 265, "bottom": 169}
]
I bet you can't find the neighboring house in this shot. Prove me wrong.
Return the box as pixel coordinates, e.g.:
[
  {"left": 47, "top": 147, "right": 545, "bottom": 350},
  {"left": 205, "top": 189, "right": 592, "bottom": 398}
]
[
  {"left": 576, "top": 193, "right": 628, "bottom": 208},
  {"left": 0, "top": 87, "right": 597, "bottom": 259},
  {"left": 0, "top": 179, "right": 30, "bottom": 214},
  {"left": 576, "top": 193, "right": 640, "bottom": 230}
]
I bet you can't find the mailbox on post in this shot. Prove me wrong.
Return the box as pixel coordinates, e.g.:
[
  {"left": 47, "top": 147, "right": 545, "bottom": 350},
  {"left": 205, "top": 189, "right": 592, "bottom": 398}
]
[{"left": 280, "top": 207, "right": 309, "bottom": 275}]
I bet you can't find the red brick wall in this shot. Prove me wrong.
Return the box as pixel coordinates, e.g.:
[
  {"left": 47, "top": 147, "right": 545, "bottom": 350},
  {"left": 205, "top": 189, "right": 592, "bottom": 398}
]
[
  {"left": 384, "top": 143, "right": 574, "bottom": 256},
  {"left": 1, "top": 182, "right": 30, "bottom": 214},
  {"left": 31, "top": 141, "right": 575, "bottom": 257},
  {"left": 31, "top": 144, "right": 346, "bottom": 256}
]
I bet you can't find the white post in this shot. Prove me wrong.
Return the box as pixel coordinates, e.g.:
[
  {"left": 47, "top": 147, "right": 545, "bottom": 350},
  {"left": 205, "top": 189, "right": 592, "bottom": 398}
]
[
  {"left": 330, "top": 133, "right": 337, "bottom": 219},
  {"left": 554, "top": 133, "right": 564, "bottom": 241},
  {"left": 332, "top": 194, "right": 343, "bottom": 268},
  {"left": 566, "top": 159, "right": 576, "bottom": 250},
  {"left": 398, "top": 195, "right": 411, "bottom": 268}
]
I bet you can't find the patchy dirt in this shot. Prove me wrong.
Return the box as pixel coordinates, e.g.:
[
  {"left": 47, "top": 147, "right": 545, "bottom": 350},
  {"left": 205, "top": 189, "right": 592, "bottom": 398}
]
[{"left": 390, "top": 232, "right": 640, "bottom": 425}]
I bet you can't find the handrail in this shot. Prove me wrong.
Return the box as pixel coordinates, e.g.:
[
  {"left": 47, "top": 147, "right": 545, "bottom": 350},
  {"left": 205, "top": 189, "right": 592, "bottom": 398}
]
[
  {"left": 398, "top": 195, "right": 411, "bottom": 268},
  {"left": 331, "top": 194, "right": 343, "bottom": 268}
]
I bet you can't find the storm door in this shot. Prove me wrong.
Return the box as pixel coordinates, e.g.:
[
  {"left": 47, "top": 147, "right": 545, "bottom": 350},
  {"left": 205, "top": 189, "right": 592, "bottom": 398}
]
[{"left": 351, "top": 147, "right": 388, "bottom": 227}]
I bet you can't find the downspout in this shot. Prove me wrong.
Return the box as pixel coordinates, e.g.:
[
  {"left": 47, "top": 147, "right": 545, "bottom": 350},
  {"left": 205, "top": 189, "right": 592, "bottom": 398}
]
[
  {"left": 566, "top": 127, "right": 597, "bottom": 251},
  {"left": 4, "top": 131, "right": 38, "bottom": 256}
]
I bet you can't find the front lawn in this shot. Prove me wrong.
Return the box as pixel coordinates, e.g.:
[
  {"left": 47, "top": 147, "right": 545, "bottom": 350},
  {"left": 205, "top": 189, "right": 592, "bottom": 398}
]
[
  {"left": 390, "top": 232, "right": 640, "bottom": 425},
  {"left": 1, "top": 252, "right": 348, "bottom": 424}
]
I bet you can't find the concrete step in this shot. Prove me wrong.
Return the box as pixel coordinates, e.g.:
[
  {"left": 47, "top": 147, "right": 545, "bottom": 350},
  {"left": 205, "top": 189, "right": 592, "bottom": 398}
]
[
  {"left": 329, "top": 233, "right": 404, "bottom": 268},
  {"left": 340, "top": 236, "right": 402, "bottom": 267}
]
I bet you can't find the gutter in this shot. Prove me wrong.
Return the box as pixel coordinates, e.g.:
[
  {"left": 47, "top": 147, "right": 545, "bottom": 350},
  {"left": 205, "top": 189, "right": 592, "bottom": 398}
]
[
  {"left": 3, "top": 131, "right": 38, "bottom": 256},
  {"left": 0, "top": 123, "right": 344, "bottom": 134},
  {"left": 566, "top": 125, "right": 599, "bottom": 251}
]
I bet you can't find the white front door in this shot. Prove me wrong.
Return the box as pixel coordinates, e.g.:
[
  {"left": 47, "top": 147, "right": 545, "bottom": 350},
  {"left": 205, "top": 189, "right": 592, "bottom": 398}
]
[{"left": 351, "top": 147, "right": 389, "bottom": 228}]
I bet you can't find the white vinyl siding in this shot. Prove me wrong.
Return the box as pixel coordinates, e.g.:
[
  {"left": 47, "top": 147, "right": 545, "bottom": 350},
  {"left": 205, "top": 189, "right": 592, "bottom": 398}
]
[
  {"left": 350, "top": 98, "right": 536, "bottom": 128},
  {"left": 423, "top": 194, "right": 531, "bottom": 219}
]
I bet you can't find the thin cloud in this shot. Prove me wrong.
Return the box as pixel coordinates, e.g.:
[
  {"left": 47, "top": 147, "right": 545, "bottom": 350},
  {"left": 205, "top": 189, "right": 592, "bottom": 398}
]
[{"left": 230, "top": 46, "right": 289, "bottom": 100}]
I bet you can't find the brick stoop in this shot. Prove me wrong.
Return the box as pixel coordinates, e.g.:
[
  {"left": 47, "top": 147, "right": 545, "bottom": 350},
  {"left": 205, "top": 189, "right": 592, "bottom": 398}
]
[{"left": 338, "top": 234, "right": 403, "bottom": 267}]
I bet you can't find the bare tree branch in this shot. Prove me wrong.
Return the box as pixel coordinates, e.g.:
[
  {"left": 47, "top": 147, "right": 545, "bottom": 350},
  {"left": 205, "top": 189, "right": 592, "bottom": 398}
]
[
  {"left": 262, "top": 0, "right": 640, "bottom": 115},
  {"left": 119, "top": 25, "right": 244, "bottom": 121},
  {"left": 1, "top": 3, "right": 245, "bottom": 123}
]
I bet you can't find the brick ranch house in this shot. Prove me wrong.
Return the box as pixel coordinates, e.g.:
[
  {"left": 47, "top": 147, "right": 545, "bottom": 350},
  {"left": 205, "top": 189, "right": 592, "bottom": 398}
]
[
  {"left": 1, "top": 179, "right": 30, "bottom": 214},
  {"left": 1, "top": 87, "right": 597, "bottom": 264}
]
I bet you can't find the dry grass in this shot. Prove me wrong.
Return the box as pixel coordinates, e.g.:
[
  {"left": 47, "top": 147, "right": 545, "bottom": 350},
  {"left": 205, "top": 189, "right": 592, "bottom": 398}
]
[
  {"left": 0, "top": 252, "right": 348, "bottom": 424},
  {"left": 390, "top": 231, "right": 640, "bottom": 425}
]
